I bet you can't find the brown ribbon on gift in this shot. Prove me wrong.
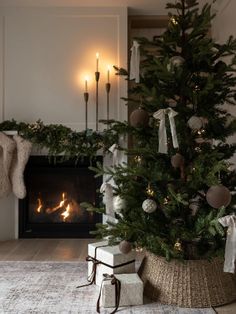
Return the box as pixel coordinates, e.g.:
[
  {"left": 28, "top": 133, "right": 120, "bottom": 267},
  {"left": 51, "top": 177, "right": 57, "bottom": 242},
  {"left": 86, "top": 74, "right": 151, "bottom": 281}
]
[
  {"left": 77, "top": 244, "right": 108, "bottom": 288},
  {"left": 96, "top": 273, "right": 121, "bottom": 314},
  {"left": 77, "top": 244, "right": 135, "bottom": 288}
]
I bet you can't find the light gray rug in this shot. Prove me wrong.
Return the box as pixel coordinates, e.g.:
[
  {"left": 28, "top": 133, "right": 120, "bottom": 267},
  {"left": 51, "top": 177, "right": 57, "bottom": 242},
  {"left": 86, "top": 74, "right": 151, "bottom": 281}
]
[{"left": 0, "top": 261, "right": 215, "bottom": 314}]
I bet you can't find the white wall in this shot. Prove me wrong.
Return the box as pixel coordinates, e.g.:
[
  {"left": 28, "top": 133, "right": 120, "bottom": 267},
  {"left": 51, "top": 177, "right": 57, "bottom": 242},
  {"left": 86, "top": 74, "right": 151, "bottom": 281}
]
[
  {"left": 0, "top": 7, "right": 127, "bottom": 129},
  {"left": 211, "top": 0, "right": 236, "bottom": 166},
  {"left": 0, "top": 5, "right": 127, "bottom": 240}
]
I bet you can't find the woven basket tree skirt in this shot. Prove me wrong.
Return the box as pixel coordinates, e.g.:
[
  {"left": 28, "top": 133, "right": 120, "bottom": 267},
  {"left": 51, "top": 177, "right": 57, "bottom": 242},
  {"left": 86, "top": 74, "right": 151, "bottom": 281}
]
[{"left": 138, "top": 251, "right": 236, "bottom": 308}]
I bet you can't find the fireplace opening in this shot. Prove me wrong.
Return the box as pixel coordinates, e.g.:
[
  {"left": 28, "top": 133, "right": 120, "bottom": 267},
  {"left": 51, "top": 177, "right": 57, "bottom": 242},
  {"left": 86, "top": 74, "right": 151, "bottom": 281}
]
[{"left": 19, "top": 156, "right": 102, "bottom": 238}]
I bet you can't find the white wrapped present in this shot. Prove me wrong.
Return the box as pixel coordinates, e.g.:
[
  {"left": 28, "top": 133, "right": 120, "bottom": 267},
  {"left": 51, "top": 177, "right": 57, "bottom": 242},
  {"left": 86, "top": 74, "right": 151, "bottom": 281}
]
[
  {"left": 87, "top": 241, "right": 135, "bottom": 286},
  {"left": 98, "top": 273, "right": 143, "bottom": 309}
]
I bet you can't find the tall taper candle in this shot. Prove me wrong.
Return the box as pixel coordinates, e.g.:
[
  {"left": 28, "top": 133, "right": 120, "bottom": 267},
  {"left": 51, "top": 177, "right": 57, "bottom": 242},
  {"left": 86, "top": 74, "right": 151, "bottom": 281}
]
[
  {"left": 85, "top": 77, "right": 88, "bottom": 93},
  {"left": 84, "top": 77, "right": 89, "bottom": 130},
  {"left": 96, "top": 52, "right": 99, "bottom": 72},
  {"left": 107, "top": 65, "right": 110, "bottom": 83}
]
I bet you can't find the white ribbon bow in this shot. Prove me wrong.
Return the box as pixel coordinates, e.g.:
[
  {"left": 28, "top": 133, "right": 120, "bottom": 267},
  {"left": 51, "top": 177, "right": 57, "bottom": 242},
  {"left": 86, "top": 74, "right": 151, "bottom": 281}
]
[
  {"left": 130, "top": 40, "right": 140, "bottom": 83},
  {"left": 109, "top": 143, "right": 119, "bottom": 166},
  {"left": 218, "top": 214, "right": 236, "bottom": 273},
  {"left": 153, "top": 108, "right": 179, "bottom": 154},
  {"left": 100, "top": 182, "right": 114, "bottom": 216}
]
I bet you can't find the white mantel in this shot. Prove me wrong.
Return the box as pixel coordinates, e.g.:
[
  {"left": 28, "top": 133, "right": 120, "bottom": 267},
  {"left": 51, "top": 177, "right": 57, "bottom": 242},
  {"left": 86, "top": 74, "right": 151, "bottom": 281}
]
[{"left": 0, "top": 6, "right": 127, "bottom": 240}]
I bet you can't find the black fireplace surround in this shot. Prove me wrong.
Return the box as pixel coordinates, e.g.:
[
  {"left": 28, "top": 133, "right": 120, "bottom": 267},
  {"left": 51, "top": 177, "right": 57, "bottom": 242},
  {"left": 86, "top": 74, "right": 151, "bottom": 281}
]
[{"left": 19, "top": 156, "right": 102, "bottom": 238}]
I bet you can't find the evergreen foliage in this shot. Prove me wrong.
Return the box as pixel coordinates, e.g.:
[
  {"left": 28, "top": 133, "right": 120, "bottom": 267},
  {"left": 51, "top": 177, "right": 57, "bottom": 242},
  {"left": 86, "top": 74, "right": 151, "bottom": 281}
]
[{"left": 90, "top": 0, "right": 236, "bottom": 260}]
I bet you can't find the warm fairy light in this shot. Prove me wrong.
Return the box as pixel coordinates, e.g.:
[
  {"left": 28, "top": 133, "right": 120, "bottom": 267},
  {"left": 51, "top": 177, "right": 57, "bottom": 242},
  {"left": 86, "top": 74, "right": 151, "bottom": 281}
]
[
  {"left": 163, "top": 197, "right": 170, "bottom": 205},
  {"left": 174, "top": 239, "right": 182, "bottom": 252},
  {"left": 146, "top": 184, "right": 155, "bottom": 197},
  {"left": 170, "top": 16, "right": 178, "bottom": 26},
  {"left": 134, "top": 155, "right": 142, "bottom": 164},
  {"left": 36, "top": 198, "right": 43, "bottom": 213}
]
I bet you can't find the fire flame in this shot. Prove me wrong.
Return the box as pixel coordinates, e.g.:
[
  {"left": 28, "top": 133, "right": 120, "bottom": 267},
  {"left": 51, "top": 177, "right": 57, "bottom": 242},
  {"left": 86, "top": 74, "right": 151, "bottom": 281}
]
[
  {"left": 61, "top": 204, "right": 71, "bottom": 221},
  {"left": 36, "top": 198, "right": 43, "bottom": 213},
  {"left": 35, "top": 192, "right": 80, "bottom": 222}
]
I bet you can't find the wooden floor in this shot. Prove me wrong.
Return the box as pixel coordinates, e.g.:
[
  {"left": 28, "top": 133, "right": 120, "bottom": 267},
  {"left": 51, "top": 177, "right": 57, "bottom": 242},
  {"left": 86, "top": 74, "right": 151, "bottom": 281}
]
[{"left": 0, "top": 239, "right": 235, "bottom": 314}]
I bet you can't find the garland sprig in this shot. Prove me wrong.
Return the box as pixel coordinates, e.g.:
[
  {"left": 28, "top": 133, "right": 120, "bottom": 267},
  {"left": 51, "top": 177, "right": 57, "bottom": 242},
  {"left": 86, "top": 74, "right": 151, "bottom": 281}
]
[{"left": 0, "top": 119, "right": 122, "bottom": 160}]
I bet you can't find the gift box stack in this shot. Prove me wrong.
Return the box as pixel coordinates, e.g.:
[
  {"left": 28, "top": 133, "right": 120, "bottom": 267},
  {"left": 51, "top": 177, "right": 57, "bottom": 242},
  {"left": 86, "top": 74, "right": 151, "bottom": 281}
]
[{"left": 86, "top": 240, "right": 143, "bottom": 310}]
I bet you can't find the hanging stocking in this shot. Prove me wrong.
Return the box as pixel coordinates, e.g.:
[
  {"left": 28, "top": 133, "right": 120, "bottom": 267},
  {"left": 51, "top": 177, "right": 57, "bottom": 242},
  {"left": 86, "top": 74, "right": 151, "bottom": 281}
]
[
  {"left": 130, "top": 40, "right": 140, "bottom": 83},
  {"left": 0, "top": 132, "right": 16, "bottom": 198},
  {"left": 10, "top": 135, "right": 32, "bottom": 199}
]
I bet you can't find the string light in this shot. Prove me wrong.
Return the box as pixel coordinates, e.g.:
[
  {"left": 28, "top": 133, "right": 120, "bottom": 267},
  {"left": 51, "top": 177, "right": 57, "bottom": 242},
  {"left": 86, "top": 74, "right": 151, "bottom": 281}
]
[
  {"left": 146, "top": 183, "right": 155, "bottom": 197},
  {"left": 163, "top": 197, "right": 170, "bottom": 205},
  {"left": 134, "top": 155, "right": 142, "bottom": 164},
  {"left": 195, "top": 146, "right": 202, "bottom": 153},
  {"left": 194, "top": 84, "right": 200, "bottom": 92},
  {"left": 169, "top": 16, "right": 178, "bottom": 26},
  {"left": 174, "top": 239, "right": 182, "bottom": 252},
  {"left": 197, "top": 129, "right": 206, "bottom": 136}
]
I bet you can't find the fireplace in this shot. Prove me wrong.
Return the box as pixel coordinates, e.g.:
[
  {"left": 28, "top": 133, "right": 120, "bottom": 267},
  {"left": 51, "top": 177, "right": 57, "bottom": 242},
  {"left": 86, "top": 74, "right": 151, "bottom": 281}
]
[{"left": 19, "top": 156, "right": 102, "bottom": 238}]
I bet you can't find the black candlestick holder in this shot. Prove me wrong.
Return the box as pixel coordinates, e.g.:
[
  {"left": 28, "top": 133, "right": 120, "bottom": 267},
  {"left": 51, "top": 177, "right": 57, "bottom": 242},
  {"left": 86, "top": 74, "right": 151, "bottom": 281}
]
[
  {"left": 84, "top": 92, "right": 89, "bottom": 130},
  {"left": 95, "top": 71, "right": 100, "bottom": 131},
  {"left": 105, "top": 83, "right": 111, "bottom": 127}
]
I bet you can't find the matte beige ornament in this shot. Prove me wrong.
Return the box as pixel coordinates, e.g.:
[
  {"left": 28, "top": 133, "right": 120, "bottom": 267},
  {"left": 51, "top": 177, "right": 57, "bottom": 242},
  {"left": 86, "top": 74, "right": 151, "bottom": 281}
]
[
  {"left": 187, "top": 116, "right": 203, "bottom": 130},
  {"left": 167, "top": 56, "right": 185, "bottom": 71},
  {"left": 119, "top": 240, "right": 132, "bottom": 254},
  {"left": 130, "top": 108, "right": 149, "bottom": 128},
  {"left": 142, "top": 198, "right": 157, "bottom": 213},
  {"left": 206, "top": 185, "right": 232, "bottom": 209},
  {"left": 171, "top": 153, "right": 184, "bottom": 168}
]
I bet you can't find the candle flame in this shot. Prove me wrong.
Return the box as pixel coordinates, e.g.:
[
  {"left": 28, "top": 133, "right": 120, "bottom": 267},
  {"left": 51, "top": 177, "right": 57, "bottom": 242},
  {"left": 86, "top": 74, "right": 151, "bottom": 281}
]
[
  {"left": 107, "top": 65, "right": 111, "bottom": 71},
  {"left": 96, "top": 52, "right": 99, "bottom": 59}
]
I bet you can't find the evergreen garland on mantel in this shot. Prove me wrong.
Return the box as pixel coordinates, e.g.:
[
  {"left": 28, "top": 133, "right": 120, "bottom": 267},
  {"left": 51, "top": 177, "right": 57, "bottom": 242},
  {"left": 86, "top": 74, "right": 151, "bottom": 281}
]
[{"left": 0, "top": 119, "right": 125, "bottom": 160}]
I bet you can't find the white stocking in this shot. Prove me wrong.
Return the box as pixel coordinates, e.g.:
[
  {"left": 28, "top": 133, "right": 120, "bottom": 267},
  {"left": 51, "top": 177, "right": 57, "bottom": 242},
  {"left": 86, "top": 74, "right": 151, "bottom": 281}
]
[
  {"left": 0, "top": 132, "right": 16, "bottom": 198},
  {"left": 10, "top": 135, "right": 32, "bottom": 199}
]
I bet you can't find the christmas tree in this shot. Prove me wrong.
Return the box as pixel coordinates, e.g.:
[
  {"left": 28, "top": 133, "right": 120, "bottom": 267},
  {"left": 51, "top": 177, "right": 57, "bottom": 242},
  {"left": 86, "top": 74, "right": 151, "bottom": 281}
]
[{"left": 90, "top": 0, "right": 236, "bottom": 261}]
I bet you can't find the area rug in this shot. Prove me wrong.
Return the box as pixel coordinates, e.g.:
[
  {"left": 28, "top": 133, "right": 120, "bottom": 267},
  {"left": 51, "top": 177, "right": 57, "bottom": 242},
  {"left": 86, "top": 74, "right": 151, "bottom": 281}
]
[{"left": 0, "top": 261, "right": 215, "bottom": 314}]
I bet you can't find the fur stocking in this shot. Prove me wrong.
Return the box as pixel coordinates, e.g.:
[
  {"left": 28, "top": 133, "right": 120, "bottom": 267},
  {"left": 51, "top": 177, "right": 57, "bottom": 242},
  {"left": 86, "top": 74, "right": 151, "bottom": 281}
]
[
  {"left": 10, "top": 135, "right": 32, "bottom": 199},
  {"left": 0, "top": 132, "right": 16, "bottom": 198}
]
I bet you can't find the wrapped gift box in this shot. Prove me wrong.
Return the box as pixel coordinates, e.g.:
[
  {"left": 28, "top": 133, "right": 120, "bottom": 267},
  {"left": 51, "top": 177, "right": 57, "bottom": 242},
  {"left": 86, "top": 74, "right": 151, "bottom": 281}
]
[
  {"left": 88, "top": 241, "right": 135, "bottom": 286},
  {"left": 101, "top": 273, "right": 143, "bottom": 307}
]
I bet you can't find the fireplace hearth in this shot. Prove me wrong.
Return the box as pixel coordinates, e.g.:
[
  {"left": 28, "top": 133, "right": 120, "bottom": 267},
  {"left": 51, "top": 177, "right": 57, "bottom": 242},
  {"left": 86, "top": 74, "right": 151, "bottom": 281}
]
[{"left": 19, "top": 156, "right": 102, "bottom": 238}]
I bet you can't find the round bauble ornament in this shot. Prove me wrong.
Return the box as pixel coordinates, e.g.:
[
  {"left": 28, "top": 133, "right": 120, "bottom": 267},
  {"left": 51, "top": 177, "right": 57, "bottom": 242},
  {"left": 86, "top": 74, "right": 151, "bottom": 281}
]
[
  {"left": 142, "top": 198, "right": 157, "bottom": 213},
  {"left": 187, "top": 116, "right": 203, "bottom": 130},
  {"left": 130, "top": 108, "right": 149, "bottom": 128},
  {"left": 113, "top": 195, "right": 125, "bottom": 213},
  {"left": 171, "top": 153, "right": 184, "bottom": 168},
  {"left": 119, "top": 240, "right": 132, "bottom": 254},
  {"left": 214, "top": 60, "right": 227, "bottom": 73},
  {"left": 206, "top": 185, "right": 231, "bottom": 209},
  {"left": 167, "top": 56, "right": 185, "bottom": 71}
]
